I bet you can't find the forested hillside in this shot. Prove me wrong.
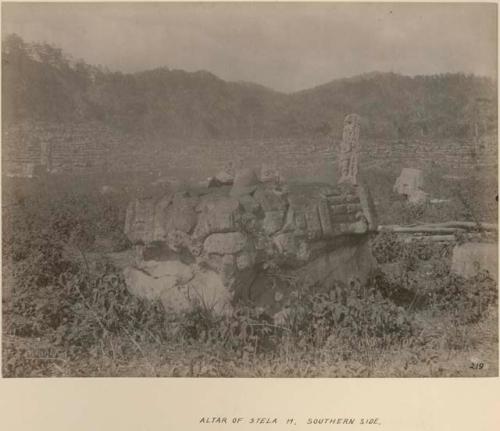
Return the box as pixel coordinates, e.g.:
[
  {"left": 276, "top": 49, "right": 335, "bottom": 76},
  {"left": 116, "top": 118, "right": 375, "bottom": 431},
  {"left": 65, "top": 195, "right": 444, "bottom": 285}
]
[{"left": 2, "top": 33, "right": 497, "bottom": 142}]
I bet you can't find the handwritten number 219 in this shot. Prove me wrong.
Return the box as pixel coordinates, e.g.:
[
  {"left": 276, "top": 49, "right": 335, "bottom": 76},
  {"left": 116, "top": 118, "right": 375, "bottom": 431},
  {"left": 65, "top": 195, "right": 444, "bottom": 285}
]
[{"left": 470, "top": 362, "right": 484, "bottom": 370}]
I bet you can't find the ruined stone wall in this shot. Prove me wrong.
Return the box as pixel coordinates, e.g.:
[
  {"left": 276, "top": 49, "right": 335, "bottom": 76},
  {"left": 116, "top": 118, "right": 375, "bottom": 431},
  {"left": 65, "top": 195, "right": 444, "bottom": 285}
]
[
  {"left": 3, "top": 121, "right": 496, "bottom": 180},
  {"left": 359, "top": 137, "right": 497, "bottom": 172},
  {"left": 3, "top": 121, "right": 116, "bottom": 174},
  {"left": 2, "top": 121, "right": 153, "bottom": 176}
]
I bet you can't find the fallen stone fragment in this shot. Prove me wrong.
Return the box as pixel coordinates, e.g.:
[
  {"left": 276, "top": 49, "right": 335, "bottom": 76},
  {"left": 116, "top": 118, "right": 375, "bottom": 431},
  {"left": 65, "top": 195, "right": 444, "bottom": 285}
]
[{"left": 451, "top": 242, "right": 498, "bottom": 280}]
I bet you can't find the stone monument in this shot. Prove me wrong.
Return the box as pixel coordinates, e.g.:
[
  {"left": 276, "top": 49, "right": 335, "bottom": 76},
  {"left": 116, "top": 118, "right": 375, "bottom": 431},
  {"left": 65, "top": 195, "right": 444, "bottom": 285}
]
[
  {"left": 338, "top": 114, "right": 361, "bottom": 185},
  {"left": 119, "top": 116, "right": 379, "bottom": 320}
]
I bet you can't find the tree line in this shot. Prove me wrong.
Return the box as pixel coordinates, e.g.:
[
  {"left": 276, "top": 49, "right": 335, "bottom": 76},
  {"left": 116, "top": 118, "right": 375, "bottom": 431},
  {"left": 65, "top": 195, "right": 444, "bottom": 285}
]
[{"left": 2, "top": 33, "right": 497, "bottom": 142}]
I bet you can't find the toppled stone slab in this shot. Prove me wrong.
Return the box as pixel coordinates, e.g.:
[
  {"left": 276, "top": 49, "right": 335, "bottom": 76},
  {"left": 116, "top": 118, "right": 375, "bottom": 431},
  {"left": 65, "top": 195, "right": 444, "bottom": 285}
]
[
  {"left": 123, "top": 260, "right": 232, "bottom": 314},
  {"left": 123, "top": 260, "right": 193, "bottom": 303},
  {"left": 451, "top": 242, "right": 498, "bottom": 280}
]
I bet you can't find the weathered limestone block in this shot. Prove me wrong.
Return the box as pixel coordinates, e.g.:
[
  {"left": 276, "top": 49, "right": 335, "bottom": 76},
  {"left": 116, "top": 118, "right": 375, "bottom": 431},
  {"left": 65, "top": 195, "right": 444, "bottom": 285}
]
[
  {"left": 202, "top": 253, "right": 224, "bottom": 272},
  {"left": 165, "top": 229, "right": 195, "bottom": 254},
  {"left": 193, "top": 196, "right": 242, "bottom": 240},
  {"left": 317, "top": 200, "right": 334, "bottom": 237},
  {"left": 123, "top": 262, "right": 232, "bottom": 314},
  {"left": 451, "top": 242, "right": 498, "bottom": 280},
  {"left": 272, "top": 233, "right": 311, "bottom": 262},
  {"left": 252, "top": 231, "right": 274, "bottom": 253},
  {"left": 185, "top": 269, "right": 233, "bottom": 315},
  {"left": 152, "top": 194, "right": 173, "bottom": 241},
  {"left": 202, "top": 253, "right": 237, "bottom": 283},
  {"left": 146, "top": 260, "right": 194, "bottom": 281},
  {"left": 292, "top": 237, "right": 375, "bottom": 289},
  {"left": 124, "top": 198, "right": 156, "bottom": 243},
  {"left": 394, "top": 168, "right": 424, "bottom": 196},
  {"left": 236, "top": 250, "right": 257, "bottom": 271},
  {"left": 123, "top": 260, "right": 193, "bottom": 303},
  {"left": 346, "top": 203, "right": 363, "bottom": 213},
  {"left": 293, "top": 211, "right": 307, "bottom": 231},
  {"left": 196, "top": 194, "right": 240, "bottom": 213},
  {"left": 331, "top": 204, "right": 348, "bottom": 215},
  {"left": 221, "top": 253, "right": 236, "bottom": 273},
  {"left": 124, "top": 268, "right": 232, "bottom": 314},
  {"left": 246, "top": 238, "right": 372, "bottom": 317},
  {"left": 238, "top": 194, "right": 261, "bottom": 214},
  {"left": 164, "top": 193, "right": 199, "bottom": 234},
  {"left": 394, "top": 168, "right": 428, "bottom": 204},
  {"left": 230, "top": 168, "right": 259, "bottom": 197},
  {"left": 253, "top": 188, "right": 288, "bottom": 212},
  {"left": 278, "top": 207, "right": 296, "bottom": 233},
  {"left": 304, "top": 206, "right": 323, "bottom": 240},
  {"left": 262, "top": 210, "right": 286, "bottom": 235}
]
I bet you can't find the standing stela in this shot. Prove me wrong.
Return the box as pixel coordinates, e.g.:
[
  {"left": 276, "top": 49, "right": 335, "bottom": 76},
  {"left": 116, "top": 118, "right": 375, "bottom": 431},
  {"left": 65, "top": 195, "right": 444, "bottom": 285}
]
[{"left": 338, "top": 113, "right": 361, "bottom": 185}]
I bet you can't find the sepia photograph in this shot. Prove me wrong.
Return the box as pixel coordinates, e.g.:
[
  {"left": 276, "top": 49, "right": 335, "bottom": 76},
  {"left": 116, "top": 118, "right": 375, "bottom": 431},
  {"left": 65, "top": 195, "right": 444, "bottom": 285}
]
[{"left": 1, "top": 1, "right": 498, "bottom": 378}]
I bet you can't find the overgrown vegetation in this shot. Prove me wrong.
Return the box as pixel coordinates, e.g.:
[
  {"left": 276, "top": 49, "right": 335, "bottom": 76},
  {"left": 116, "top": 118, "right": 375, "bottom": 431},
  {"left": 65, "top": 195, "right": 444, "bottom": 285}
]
[
  {"left": 363, "top": 164, "right": 498, "bottom": 224},
  {"left": 372, "top": 231, "right": 497, "bottom": 324},
  {"left": 2, "top": 175, "right": 497, "bottom": 377}
]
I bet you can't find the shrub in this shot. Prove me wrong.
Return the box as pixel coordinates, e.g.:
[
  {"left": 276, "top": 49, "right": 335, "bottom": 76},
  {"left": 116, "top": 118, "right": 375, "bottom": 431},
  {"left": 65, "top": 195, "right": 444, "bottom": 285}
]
[
  {"left": 3, "top": 175, "right": 496, "bottom": 377},
  {"left": 5, "top": 253, "right": 168, "bottom": 355},
  {"left": 280, "top": 280, "right": 415, "bottom": 352},
  {"left": 3, "top": 181, "right": 165, "bottom": 360},
  {"left": 371, "top": 230, "right": 496, "bottom": 323},
  {"left": 173, "top": 305, "right": 282, "bottom": 354},
  {"left": 429, "top": 270, "right": 498, "bottom": 324},
  {"left": 371, "top": 231, "right": 403, "bottom": 263}
]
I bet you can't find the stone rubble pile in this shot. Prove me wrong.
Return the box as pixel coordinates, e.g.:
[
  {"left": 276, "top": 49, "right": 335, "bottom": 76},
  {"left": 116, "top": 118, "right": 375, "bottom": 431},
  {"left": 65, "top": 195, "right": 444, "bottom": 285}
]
[{"left": 123, "top": 166, "right": 378, "bottom": 318}]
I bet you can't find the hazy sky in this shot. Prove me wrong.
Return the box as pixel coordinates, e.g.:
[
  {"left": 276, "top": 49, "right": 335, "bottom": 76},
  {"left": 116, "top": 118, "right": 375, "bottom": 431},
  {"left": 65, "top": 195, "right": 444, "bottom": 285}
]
[{"left": 2, "top": 2, "right": 497, "bottom": 92}]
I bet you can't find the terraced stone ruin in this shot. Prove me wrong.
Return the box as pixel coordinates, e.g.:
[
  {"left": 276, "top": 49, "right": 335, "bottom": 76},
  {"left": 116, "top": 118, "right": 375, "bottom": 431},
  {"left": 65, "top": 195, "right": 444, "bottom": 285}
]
[{"left": 122, "top": 115, "right": 378, "bottom": 319}]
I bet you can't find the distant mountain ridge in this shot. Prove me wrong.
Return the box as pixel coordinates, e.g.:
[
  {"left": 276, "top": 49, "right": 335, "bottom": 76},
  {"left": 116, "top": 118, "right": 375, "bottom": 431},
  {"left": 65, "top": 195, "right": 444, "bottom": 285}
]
[{"left": 2, "top": 34, "right": 497, "bottom": 143}]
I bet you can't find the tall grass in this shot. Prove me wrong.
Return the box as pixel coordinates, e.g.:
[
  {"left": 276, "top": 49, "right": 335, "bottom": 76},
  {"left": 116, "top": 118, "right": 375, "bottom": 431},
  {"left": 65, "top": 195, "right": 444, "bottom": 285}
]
[{"left": 2, "top": 175, "right": 498, "bottom": 377}]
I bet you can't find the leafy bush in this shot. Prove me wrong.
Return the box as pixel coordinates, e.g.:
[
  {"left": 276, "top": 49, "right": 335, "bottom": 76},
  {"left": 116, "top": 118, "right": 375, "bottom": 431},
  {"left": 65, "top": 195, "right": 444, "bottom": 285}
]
[
  {"left": 174, "top": 305, "right": 282, "bottom": 355},
  {"left": 428, "top": 269, "right": 497, "bottom": 324},
  {"left": 281, "top": 280, "right": 415, "bottom": 352},
  {"left": 5, "top": 254, "right": 168, "bottom": 355},
  {"left": 2, "top": 175, "right": 497, "bottom": 377},
  {"left": 3, "top": 180, "right": 162, "bottom": 366},
  {"left": 371, "top": 231, "right": 403, "bottom": 264},
  {"left": 371, "top": 230, "right": 496, "bottom": 323},
  {"left": 167, "top": 276, "right": 417, "bottom": 358}
]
